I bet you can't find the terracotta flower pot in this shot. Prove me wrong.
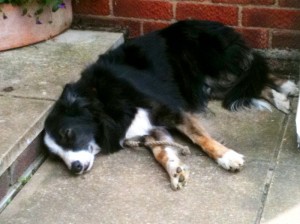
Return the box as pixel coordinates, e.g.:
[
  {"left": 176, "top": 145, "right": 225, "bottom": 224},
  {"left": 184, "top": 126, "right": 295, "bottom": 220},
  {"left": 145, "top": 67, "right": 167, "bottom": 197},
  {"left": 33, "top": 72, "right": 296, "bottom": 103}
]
[{"left": 0, "top": 0, "right": 73, "bottom": 51}]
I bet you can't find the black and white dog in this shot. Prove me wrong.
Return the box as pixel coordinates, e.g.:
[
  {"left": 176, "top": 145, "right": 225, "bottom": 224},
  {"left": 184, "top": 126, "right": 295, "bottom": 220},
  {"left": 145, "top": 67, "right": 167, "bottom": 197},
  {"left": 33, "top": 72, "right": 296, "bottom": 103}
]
[{"left": 44, "top": 20, "right": 298, "bottom": 190}]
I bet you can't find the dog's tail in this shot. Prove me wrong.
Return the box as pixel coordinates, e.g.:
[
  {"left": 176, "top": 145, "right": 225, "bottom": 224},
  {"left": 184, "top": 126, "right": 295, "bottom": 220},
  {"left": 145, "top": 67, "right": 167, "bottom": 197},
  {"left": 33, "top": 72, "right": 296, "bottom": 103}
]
[{"left": 222, "top": 51, "right": 271, "bottom": 111}]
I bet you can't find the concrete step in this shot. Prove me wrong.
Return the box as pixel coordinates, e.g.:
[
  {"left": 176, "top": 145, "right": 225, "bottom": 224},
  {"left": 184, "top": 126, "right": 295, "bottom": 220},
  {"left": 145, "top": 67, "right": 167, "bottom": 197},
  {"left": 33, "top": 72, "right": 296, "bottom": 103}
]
[{"left": 0, "top": 30, "right": 124, "bottom": 212}]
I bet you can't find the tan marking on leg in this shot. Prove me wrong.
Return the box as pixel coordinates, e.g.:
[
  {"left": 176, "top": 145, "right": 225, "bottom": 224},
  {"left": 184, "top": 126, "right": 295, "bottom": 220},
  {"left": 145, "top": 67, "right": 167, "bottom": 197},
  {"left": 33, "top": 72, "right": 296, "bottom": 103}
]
[
  {"left": 261, "top": 86, "right": 274, "bottom": 103},
  {"left": 151, "top": 144, "right": 168, "bottom": 168},
  {"left": 176, "top": 113, "right": 228, "bottom": 160},
  {"left": 268, "top": 74, "right": 287, "bottom": 86},
  {"left": 176, "top": 113, "right": 244, "bottom": 171},
  {"left": 145, "top": 131, "right": 189, "bottom": 190}
]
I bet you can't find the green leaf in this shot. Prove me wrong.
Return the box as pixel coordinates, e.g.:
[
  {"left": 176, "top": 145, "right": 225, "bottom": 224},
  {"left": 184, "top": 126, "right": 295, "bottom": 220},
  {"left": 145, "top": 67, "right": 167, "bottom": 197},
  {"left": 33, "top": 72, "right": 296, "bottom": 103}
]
[{"left": 52, "top": 4, "right": 59, "bottom": 12}]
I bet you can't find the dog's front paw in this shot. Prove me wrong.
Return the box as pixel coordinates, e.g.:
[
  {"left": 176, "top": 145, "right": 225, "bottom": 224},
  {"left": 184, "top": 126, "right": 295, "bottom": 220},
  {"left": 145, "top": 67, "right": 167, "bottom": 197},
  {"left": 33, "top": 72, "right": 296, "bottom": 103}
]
[
  {"left": 169, "top": 163, "right": 189, "bottom": 191},
  {"left": 217, "top": 150, "right": 244, "bottom": 171}
]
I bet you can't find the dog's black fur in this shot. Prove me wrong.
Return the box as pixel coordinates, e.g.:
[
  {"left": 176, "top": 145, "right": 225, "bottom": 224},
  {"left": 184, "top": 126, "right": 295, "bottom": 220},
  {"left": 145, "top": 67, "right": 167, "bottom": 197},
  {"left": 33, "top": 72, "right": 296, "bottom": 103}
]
[{"left": 44, "top": 20, "right": 282, "bottom": 175}]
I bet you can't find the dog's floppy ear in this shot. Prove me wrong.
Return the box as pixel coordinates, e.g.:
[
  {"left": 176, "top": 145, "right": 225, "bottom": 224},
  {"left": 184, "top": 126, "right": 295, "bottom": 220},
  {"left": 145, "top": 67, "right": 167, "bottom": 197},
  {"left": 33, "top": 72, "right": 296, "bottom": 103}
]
[
  {"left": 61, "top": 83, "right": 77, "bottom": 105},
  {"left": 96, "top": 114, "right": 122, "bottom": 154}
]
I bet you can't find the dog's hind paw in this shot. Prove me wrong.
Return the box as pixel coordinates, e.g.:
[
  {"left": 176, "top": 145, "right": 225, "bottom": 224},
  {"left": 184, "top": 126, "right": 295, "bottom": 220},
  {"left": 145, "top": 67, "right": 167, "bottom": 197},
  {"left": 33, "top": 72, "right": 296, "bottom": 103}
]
[
  {"left": 272, "top": 90, "right": 291, "bottom": 114},
  {"left": 169, "top": 163, "right": 190, "bottom": 191},
  {"left": 279, "top": 80, "right": 299, "bottom": 97},
  {"left": 217, "top": 150, "right": 244, "bottom": 171}
]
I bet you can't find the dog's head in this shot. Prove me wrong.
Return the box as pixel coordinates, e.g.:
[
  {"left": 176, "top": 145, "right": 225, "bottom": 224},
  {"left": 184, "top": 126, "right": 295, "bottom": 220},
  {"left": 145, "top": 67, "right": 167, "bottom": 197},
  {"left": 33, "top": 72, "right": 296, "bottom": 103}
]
[{"left": 44, "top": 83, "right": 101, "bottom": 174}]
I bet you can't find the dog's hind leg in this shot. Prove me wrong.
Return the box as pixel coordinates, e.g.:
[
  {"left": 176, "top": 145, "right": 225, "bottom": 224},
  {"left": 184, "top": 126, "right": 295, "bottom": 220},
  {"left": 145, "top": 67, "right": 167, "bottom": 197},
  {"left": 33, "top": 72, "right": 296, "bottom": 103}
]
[
  {"left": 176, "top": 113, "right": 244, "bottom": 171},
  {"left": 259, "top": 75, "right": 299, "bottom": 113},
  {"left": 145, "top": 128, "right": 189, "bottom": 191},
  {"left": 259, "top": 86, "right": 291, "bottom": 113},
  {"left": 268, "top": 74, "right": 298, "bottom": 97}
]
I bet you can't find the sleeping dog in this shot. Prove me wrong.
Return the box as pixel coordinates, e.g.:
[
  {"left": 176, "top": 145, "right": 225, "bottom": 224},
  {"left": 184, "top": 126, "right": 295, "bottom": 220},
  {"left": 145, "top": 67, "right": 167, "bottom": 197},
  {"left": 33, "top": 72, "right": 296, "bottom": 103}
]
[{"left": 44, "top": 20, "right": 298, "bottom": 190}]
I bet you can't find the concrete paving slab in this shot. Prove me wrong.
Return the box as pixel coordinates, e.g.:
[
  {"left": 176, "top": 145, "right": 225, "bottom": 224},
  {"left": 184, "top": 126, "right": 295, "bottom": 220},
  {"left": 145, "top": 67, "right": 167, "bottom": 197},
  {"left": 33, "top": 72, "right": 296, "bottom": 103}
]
[
  {"left": 260, "top": 99, "right": 300, "bottom": 224},
  {"left": 0, "top": 102, "right": 292, "bottom": 224},
  {"left": 0, "top": 150, "right": 270, "bottom": 224},
  {"left": 0, "top": 30, "right": 123, "bottom": 100},
  {"left": 260, "top": 164, "right": 300, "bottom": 224},
  {"left": 276, "top": 99, "right": 299, "bottom": 166},
  {"left": 0, "top": 96, "right": 53, "bottom": 177}
]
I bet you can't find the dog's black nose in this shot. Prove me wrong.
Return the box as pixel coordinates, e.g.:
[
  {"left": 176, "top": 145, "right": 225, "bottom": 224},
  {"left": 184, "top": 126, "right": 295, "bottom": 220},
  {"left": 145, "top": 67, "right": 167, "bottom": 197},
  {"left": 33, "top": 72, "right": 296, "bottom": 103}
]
[{"left": 71, "top": 161, "right": 83, "bottom": 173}]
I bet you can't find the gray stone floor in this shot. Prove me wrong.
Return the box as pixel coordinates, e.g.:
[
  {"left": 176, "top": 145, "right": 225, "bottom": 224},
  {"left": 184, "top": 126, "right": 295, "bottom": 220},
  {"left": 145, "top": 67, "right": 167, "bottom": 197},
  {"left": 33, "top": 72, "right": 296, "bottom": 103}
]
[{"left": 0, "top": 30, "right": 300, "bottom": 224}]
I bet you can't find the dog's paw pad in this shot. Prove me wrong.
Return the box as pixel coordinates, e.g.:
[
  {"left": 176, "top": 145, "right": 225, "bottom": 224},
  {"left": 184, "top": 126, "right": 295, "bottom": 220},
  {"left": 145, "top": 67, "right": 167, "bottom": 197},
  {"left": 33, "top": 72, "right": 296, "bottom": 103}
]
[
  {"left": 217, "top": 150, "right": 244, "bottom": 171},
  {"left": 170, "top": 164, "right": 189, "bottom": 191}
]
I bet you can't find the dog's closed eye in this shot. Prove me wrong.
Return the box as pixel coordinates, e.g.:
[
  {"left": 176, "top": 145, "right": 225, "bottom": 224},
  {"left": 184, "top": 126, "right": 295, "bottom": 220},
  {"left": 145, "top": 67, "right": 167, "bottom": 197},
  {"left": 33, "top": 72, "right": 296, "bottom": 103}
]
[{"left": 59, "top": 128, "right": 75, "bottom": 143}]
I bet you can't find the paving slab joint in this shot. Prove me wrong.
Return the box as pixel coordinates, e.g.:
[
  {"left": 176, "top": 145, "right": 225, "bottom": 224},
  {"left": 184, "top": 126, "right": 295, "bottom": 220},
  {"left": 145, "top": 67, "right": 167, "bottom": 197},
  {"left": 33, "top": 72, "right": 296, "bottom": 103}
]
[{"left": 254, "top": 112, "right": 292, "bottom": 223}]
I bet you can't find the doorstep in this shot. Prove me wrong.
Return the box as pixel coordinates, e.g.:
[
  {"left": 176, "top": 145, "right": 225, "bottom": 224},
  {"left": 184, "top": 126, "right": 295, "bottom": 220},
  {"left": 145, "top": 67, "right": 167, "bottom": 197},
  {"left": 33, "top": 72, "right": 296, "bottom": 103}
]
[{"left": 0, "top": 30, "right": 124, "bottom": 212}]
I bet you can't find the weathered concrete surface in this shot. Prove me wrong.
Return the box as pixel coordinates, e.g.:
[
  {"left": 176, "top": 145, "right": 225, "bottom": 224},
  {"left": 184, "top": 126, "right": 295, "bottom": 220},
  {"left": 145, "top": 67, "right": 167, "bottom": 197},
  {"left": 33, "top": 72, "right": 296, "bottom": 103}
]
[
  {"left": 0, "top": 30, "right": 123, "bottom": 100},
  {"left": 0, "top": 153, "right": 269, "bottom": 224},
  {"left": 1, "top": 99, "right": 299, "bottom": 224},
  {"left": 261, "top": 101, "right": 300, "bottom": 224}
]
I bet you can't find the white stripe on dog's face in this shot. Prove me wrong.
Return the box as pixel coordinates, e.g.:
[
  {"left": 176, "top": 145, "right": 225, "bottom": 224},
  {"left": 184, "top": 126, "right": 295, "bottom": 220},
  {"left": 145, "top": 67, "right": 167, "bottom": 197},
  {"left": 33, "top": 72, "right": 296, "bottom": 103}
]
[{"left": 44, "top": 133, "right": 100, "bottom": 174}]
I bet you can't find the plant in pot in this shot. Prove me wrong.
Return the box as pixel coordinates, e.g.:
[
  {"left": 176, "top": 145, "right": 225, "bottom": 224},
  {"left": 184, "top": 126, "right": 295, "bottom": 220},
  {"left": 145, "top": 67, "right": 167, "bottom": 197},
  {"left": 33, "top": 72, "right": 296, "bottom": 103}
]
[
  {"left": 0, "top": 0, "right": 73, "bottom": 51},
  {"left": 0, "top": 0, "right": 69, "bottom": 23}
]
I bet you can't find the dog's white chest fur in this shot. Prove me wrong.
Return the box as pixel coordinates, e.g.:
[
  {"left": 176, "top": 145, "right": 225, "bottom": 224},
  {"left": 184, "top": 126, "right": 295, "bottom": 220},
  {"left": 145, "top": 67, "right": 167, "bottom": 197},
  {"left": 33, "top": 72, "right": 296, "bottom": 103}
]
[{"left": 125, "top": 108, "right": 153, "bottom": 139}]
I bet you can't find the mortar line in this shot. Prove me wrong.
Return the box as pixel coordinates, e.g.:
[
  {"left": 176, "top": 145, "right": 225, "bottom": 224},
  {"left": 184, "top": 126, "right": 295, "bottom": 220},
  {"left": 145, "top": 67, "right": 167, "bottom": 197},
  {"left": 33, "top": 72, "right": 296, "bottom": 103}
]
[{"left": 254, "top": 113, "right": 290, "bottom": 224}]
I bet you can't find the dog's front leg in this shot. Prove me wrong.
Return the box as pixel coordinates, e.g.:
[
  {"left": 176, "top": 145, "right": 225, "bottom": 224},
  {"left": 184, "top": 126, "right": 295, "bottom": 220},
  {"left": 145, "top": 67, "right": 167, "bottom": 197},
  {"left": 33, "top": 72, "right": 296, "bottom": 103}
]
[
  {"left": 145, "top": 128, "right": 189, "bottom": 191},
  {"left": 176, "top": 113, "right": 244, "bottom": 171}
]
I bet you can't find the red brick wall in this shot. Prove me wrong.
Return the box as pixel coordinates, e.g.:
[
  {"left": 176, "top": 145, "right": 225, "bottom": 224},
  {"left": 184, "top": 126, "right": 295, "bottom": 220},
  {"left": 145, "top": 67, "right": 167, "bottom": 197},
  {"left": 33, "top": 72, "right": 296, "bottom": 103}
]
[{"left": 73, "top": 0, "right": 300, "bottom": 49}]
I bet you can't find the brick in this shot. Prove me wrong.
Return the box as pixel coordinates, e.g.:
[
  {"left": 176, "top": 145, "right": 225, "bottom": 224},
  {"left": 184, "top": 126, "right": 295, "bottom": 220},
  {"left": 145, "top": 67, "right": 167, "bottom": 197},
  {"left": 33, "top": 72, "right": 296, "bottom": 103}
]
[
  {"left": 236, "top": 27, "right": 269, "bottom": 48},
  {"left": 242, "top": 8, "right": 300, "bottom": 30},
  {"left": 279, "top": 0, "right": 300, "bottom": 8},
  {"left": 212, "top": 0, "right": 275, "bottom": 5},
  {"left": 143, "top": 21, "right": 171, "bottom": 34},
  {"left": 113, "top": 0, "right": 173, "bottom": 20},
  {"left": 272, "top": 31, "right": 300, "bottom": 49},
  {"left": 73, "top": 15, "right": 141, "bottom": 37},
  {"left": 72, "top": 0, "right": 110, "bottom": 16},
  {"left": 0, "top": 170, "right": 10, "bottom": 202},
  {"left": 10, "top": 134, "right": 45, "bottom": 184},
  {"left": 176, "top": 3, "right": 238, "bottom": 26}
]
